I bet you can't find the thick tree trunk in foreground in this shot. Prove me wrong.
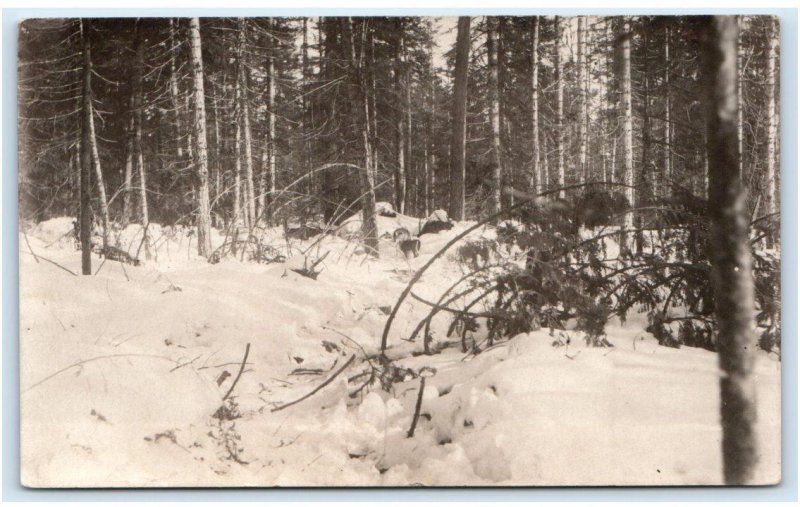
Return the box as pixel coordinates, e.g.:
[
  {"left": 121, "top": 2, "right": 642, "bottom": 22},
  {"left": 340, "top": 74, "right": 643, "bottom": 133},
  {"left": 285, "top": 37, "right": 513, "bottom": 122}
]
[
  {"left": 188, "top": 17, "right": 213, "bottom": 257},
  {"left": 702, "top": 15, "right": 758, "bottom": 485},
  {"left": 79, "top": 19, "right": 92, "bottom": 275},
  {"left": 448, "top": 16, "right": 471, "bottom": 221}
]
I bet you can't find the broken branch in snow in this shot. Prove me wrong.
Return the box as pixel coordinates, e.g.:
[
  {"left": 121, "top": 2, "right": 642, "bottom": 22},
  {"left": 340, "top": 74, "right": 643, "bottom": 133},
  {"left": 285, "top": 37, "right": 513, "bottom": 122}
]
[
  {"left": 23, "top": 230, "right": 40, "bottom": 263},
  {"left": 407, "top": 376, "right": 426, "bottom": 438},
  {"left": 222, "top": 342, "right": 251, "bottom": 401},
  {"left": 21, "top": 250, "right": 78, "bottom": 277},
  {"left": 271, "top": 354, "right": 356, "bottom": 413}
]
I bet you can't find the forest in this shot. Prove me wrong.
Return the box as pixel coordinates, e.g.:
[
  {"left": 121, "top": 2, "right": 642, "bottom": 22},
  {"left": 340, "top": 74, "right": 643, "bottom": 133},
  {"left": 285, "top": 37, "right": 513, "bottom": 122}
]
[{"left": 18, "top": 15, "right": 781, "bottom": 487}]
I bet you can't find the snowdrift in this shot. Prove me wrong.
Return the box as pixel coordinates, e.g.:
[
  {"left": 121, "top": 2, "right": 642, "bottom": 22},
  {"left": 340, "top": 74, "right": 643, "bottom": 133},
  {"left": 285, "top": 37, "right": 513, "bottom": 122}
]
[{"left": 19, "top": 217, "right": 781, "bottom": 486}]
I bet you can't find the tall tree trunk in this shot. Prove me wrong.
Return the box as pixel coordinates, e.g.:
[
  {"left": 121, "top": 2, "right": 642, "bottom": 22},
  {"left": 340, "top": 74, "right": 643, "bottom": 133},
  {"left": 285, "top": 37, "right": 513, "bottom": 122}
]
[
  {"left": 234, "top": 110, "right": 243, "bottom": 227},
  {"left": 664, "top": 23, "right": 672, "bottom": 195},
  {"left": 351, "top": 18, "right": 379, "bottom": 255},
  {"left": 702, "top": 15, "right": 758, "bottom": 485},
  {"left": 555, "top": 16, "right": 565, "bottom": 199},
  {"left": 487, "top": 16, "right": 503, "bottom": 216},
  {"left": 765, "top": 16, "right": 778, "bottom": 241},
  {"left": 448, "top": 16, "right": 471, "bottom": 221},
  {"left": 393, "top": 18, "right": 407, "bottom": 214},
  {"left": 577, "top": 16, "right": 588, "bottom": 185},
  {"left": 636, "top": 24, "right": 652, "bottom": 254},
  {"left": 188, "top": 17, "right": 213, "bottom": 257},
  {"left": 79, "top": 19, "right": 93, "bottom": 275},
  {"left": 169, "top": 18, "right": 184, "bottom": 159},
  {"left": 212, "top": 95, "right": 222, "bottom": 223},
  {"left": 133, "top": 21, "right": 149, "bottom": 237},
  {"left": 302, "top": 17, "right": 311, "bottom": 194},
  {"left": 424, "top": 19, "right": 436, "bottom": 215},
  {"left": 619, "top": 19, "right": 634, "bottom": 242},
  {"left": 266, "top": 17, "right": 277, "bottom": 223},
  {"left": 530, "top": 17, "right": 540, "bottom": 193},
  {"left": 122, "top": 112, "right": 134, "bottom": 227},
  {"left": 237, "top": 18, "right": 256, "bottom": 227},
  {"left": 87, "top": 99, "right": 109, "bottom": 250}
]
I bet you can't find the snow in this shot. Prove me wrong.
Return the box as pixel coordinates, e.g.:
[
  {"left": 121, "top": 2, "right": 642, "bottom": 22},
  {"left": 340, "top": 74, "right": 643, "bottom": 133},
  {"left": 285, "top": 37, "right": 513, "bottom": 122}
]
[{"left": 19, "top": 216, "right": 781, "bottom": 487}]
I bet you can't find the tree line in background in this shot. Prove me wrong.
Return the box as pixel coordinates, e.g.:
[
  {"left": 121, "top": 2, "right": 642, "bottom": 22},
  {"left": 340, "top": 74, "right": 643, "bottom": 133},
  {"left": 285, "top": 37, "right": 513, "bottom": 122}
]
[{"left": 18, "top": 15, "right": 780, "bottom": 252}]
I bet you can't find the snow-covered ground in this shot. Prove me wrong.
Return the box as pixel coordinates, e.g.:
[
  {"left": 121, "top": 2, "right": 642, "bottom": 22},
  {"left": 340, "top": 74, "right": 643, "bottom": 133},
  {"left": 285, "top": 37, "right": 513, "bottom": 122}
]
[{"left": 19, "top": 215, "right": 781, "bottom": 487}]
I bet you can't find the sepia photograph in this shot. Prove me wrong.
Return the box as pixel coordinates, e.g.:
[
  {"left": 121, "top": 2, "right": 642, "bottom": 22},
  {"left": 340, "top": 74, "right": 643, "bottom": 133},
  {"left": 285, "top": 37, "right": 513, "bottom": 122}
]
[{"left": 17, "top": 14, "right": 782, "bottom": 487}]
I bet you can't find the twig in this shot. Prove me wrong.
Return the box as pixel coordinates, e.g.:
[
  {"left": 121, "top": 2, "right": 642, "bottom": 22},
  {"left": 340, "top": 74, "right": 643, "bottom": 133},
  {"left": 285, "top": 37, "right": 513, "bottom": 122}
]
[
  {"left": 271, "top": 354, "right": 356, "bottom": 413},
  {"left": 22, "top": 353, "right": 177, "bottom": 393},
  {"left": 223, "top": 343, "right": 251, "bottom": 401},
  {"left": 22, "top": 231, "right": 39, "bottom": 263},
  {"left": 93, "top": 257, "right": 107, "bottom": 276},
  {"left": 407, "top": 376, "right": 426, "bottom": 438},
  {"left": 170, "top": 354, "right": 202, "bottom": 372},
  {"left": 21, "top": 250, "right": 78, "bottom": 276}
]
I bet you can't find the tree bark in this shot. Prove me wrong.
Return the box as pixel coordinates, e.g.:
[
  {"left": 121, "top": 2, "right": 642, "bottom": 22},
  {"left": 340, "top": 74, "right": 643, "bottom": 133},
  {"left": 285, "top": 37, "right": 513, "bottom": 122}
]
[
  {"left": 122, "top": 112, "right": 134, "bottom": 227},
  {"left": 237, "top": 18, "right": 256, "bottom": 227},
  {"left": 530, "top": 17, "right": 540, "bottom": 193},
  {"left": 577, "top": 16, "right": 588, "bottom": 185},
  {"left": 619, "top": 19, "right": 634, "bottom": 241},
  {"left": 448, "top": 16, "right": 471, "bottom": 221},
  {"left": 555, "top": 16, "right": 565, "bottom": 199},
  {"left": 87, "top": 98, "right": 109, "bottom": 250},
  {"left": 188, "top": 17, "right": 213, "bottom": 257},
  {"left": 393, "top": 18, "right": 407, "bottom": 214},
  {"left": 133, "top": 20, "right": 149, "bottom": 240},
  {"left": 169, "top": 18, "right": 184, "bottom": 159},
  {"left": 487, "top": 16, "right": 503, "bottom": 216},
  {"left": 701, "top": 15, "right": 758, "bottom": 485},
  {"left": 79, "top": 19, "right": 93, "bottom": 275},
  {"left": 765, "top": 16, "right": 779, "bottom": 238},
  {"left": 351, "top": 18, "right": 379, "bottom": 255},
  {"left": 664, "top": 23, "right": 672, "bottom": 195},
  {"left": 266, "top": 17, "right": 277, "bottom": 223}
]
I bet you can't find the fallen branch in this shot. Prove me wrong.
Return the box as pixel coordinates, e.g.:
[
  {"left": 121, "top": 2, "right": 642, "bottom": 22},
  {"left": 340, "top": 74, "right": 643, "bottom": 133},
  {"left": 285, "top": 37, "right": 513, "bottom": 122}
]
[
  {"left": 21, "top": 250, "right": 78, "bottom": 277},
  {"left": 271, "top": 354, "right": 356, "bottom": 413},
  {"left": 223, "top": 343, "right": 251, "bottom": 401},
  {"left": 407, "top": 376, "right": 426, "bottom": 438},
  {"left": 22, "top": 231, "right": 39, "bottom": 263}
]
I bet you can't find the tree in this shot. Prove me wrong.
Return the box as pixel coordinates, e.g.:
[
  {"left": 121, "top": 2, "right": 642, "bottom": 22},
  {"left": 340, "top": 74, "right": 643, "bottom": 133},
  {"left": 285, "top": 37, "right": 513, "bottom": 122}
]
[
  {"left": 619, "top": 18, "right": 634, "bottom": 243},
  {"left": 486, "top": 16, "right": 503, "bottom": 215},
  {"left": 701, "top": 15, "right": 758, "bottom": 485},
  {"left": 448, "top": 16, "right": 471, "bottom": 221},
  {"left": 79, "top": 19, "right": 93, "bottom": 275},
  {"left": 530, "top": 17, "right": 540, "bottom": 193},
  {"left": 188, "top": 17, "right": 213, "bottom": 257},
  {"left": 132, "top": 20, "right": 149, "bottom": 236},
  {"left": 554, "top": 16, "right": 565, "bottom": 199},
  {"left": 764, "top": 16, "right": 779, "bottom": 243}
]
